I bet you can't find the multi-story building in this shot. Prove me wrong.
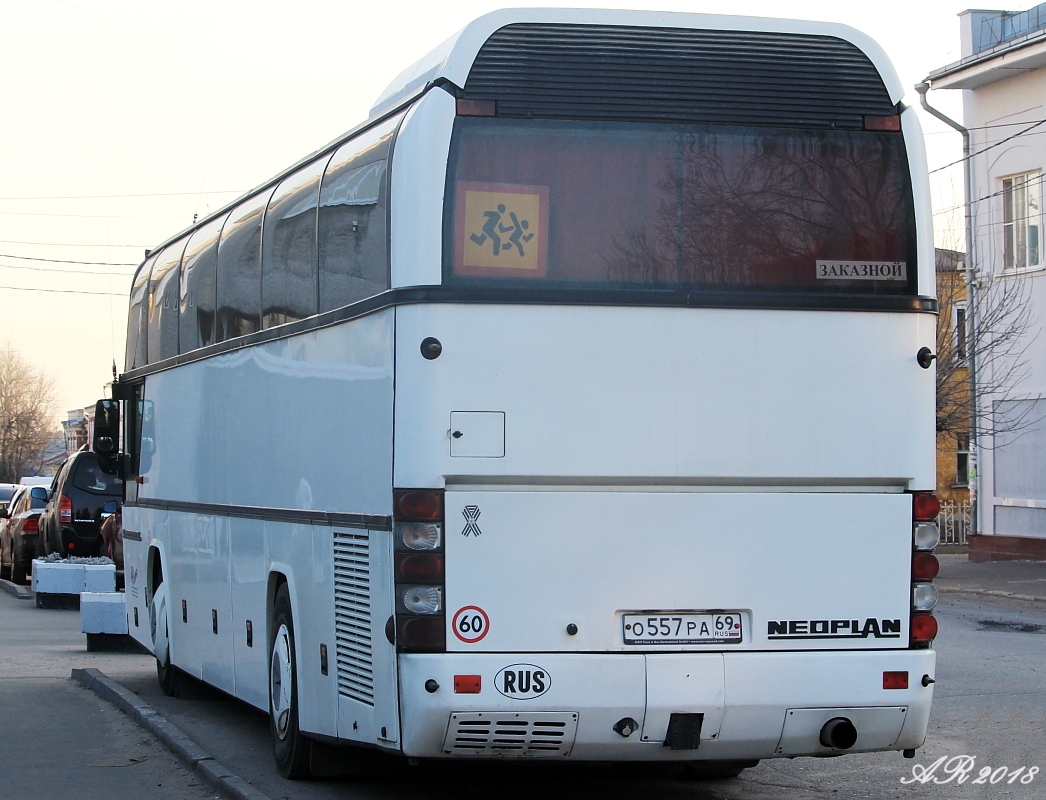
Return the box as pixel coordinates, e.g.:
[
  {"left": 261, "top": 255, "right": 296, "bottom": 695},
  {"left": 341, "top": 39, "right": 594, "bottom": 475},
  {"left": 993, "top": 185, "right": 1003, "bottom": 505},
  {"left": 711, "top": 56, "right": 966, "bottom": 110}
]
[{"left": 927, "top": 4, "right": 1046, "bottom": 560}]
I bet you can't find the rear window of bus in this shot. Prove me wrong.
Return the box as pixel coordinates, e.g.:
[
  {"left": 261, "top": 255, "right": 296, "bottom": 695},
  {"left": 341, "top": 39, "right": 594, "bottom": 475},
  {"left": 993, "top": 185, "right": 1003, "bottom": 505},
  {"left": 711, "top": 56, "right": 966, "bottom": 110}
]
[{"left": 444, "top": 118, "right": 917, "bottom": 296}]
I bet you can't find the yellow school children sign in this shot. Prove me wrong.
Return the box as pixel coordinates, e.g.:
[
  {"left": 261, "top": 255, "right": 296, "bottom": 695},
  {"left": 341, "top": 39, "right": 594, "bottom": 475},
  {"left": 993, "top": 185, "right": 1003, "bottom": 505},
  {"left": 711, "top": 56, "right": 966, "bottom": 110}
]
[{"left": 454, "top": 182, "right": 549, "bottom": 277}]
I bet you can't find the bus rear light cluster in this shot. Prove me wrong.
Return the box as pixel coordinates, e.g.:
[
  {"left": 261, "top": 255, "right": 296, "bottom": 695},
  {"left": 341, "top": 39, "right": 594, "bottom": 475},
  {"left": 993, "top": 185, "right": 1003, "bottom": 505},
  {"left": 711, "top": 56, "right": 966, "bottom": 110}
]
[
  {"left": 910, "top": 492, "right": 940, "bottom": 646},
  {"left": 393, "top": 489, "right": 446, "bottom": 652}
]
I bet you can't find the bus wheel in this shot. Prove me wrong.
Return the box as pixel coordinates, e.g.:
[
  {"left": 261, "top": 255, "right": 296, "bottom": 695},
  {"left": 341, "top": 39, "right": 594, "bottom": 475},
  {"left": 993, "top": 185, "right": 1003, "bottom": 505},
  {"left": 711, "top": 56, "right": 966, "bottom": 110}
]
[
  {"left": 270, "top": 584, "right": 311, "bottom": 779},
  {"left": 681, "top": 759, "right": 759, "bottom": 780},
  {"left": 151, "top": 580, "right": 180, "bottom": 697}
]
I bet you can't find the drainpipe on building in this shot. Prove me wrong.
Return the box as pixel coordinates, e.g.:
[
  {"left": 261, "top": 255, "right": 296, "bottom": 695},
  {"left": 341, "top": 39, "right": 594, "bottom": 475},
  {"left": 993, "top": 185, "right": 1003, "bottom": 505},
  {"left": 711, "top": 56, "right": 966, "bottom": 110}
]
[{"left": 915, "top": 81, "right": 979, "bottom": 537}]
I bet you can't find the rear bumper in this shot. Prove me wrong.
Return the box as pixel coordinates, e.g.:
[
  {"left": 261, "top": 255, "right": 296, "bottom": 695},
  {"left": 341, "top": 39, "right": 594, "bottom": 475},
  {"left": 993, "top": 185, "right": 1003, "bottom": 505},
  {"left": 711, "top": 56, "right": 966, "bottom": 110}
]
[
  {"left": 396, "top": 649, "right": 935, "bottom": 760},
  {"left": 60, "top": 526, "right": 102, "bottom": 556}
]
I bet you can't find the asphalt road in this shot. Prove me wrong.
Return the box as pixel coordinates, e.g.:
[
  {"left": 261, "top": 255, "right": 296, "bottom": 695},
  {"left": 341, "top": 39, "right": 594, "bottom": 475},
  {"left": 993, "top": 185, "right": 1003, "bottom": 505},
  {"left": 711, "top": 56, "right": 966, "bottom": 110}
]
[
  {"left": 0, "top": 587, "right": 215, "bottom": 800},
  {"left": 1, "top": 587, "right": 1044, "bottom": 799}
]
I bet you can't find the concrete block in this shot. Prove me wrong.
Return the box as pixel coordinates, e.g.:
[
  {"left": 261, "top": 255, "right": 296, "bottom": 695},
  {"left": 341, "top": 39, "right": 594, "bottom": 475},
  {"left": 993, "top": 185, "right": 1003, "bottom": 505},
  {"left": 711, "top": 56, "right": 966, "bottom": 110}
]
[
  {"left": 81, "top": 592, "right": 127, "bottom": 634},
  {"left": 32, "top": 561, "right": 85, "bottom": 595},
  {"left": 84, "top": 564, "right": 116, "bottom": 592}
]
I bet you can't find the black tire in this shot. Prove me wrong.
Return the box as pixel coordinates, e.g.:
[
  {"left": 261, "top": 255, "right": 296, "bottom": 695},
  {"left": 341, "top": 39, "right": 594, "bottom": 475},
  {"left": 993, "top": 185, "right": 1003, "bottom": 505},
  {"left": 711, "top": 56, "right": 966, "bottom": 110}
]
[
  {"left": 11, "top": 560, "right": 26, "bottom": 585},
  {"left": 0, "top": 542, "right": 10, "bottom": 581},
  {"left": 151, "top": 579, "right": 180, "bottom": 697},
  {"left": 270, "top": 583, "right": 312, "bottom": 779},
  {"left": 681, "top": 759, "right": 759, "bottom": 780}
]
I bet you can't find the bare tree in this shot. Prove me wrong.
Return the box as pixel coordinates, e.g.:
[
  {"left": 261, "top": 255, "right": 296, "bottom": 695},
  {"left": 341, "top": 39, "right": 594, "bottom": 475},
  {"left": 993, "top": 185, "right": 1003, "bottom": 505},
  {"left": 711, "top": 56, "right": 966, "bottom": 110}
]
[
  {"left": 935, "top": 251, "right": 1040, "bottom": 442},
  {"left": 0, "top": 345, "right": 58, "bottom": 483}
]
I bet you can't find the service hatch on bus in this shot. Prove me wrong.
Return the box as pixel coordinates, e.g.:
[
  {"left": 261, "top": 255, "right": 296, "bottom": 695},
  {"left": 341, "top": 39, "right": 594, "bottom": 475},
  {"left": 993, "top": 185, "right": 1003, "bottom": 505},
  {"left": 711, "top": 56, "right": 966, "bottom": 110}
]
[{"left": 92, "top": 8, "right": 941, "bottom": 782}]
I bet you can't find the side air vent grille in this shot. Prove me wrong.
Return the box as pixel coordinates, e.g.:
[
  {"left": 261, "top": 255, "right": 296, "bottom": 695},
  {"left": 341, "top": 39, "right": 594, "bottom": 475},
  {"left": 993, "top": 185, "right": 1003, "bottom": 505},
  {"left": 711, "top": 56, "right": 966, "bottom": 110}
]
[
  {"left": 333, "top": 530, "right": 373, "bottom": 706},
  {"left": 442, "top": 712, "right": 579, "bottom": 756},
  {"left": 464, "top": 23, "right": 895, "bottom": 130}
]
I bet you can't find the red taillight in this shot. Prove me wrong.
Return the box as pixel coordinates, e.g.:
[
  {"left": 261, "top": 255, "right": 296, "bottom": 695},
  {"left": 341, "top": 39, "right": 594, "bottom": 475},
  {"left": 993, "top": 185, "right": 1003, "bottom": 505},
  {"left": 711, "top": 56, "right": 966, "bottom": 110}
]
[
  {"left": 395, "top": 553, "right": 445, "bottom": 583},
  {"left": 883, "top": 671, "right": 909, "bottom": 690},
  {"left": 21, "top": 517, "right": 38, "bottom": 534},
  {"left": 59, "top": 495, "right": 72, "bottom": 524},
  {"left": 912, "top": 492, "right": 941, "bottom": 522},
  {"left": 912, "top": 552, "right": 940, "bottom": 581},
  {"left": 397, "top": 617, "right": 446, "bottom": 651},
  {"left": 394, "top": 489, "right": 443, "bottom": 522},
  {"left": 454, "top": 675, "right": 482, "bottom": 693},
  {"left": 911, "top": 613, "right": 938, "bottom": 644}
]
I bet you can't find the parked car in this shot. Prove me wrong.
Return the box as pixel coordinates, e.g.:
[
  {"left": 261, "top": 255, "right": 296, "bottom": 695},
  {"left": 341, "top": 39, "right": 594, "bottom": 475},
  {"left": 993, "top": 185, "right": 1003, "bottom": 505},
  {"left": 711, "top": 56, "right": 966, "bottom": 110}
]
[
  {"left": 0, "top": 483, "right": 19, "bottom": 516},
  {"left": 38, "top": 451, "right": 123, "bottom": 558},
  {"left": 0, "top": 485, "right": 48, "bottom": 584},
  {"left": 0, "top": 485, "right": 26, "bottom": 580}
]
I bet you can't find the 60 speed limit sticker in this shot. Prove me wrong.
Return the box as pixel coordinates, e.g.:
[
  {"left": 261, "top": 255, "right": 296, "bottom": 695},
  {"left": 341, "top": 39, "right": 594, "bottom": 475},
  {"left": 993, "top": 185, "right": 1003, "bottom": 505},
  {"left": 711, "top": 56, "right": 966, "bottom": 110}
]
[{"left": 452, "top": 605, "right": 490, "bottom": 643}]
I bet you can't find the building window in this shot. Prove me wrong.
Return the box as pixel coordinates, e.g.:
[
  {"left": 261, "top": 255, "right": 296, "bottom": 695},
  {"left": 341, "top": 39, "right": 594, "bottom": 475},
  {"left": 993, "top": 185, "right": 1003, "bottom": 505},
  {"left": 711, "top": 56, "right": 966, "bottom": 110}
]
[
  {"left": 956, "top": 434, "right": 970, "bottom": 487},
  {"left": 1002, "top": 171, "right": 1041, "bottom": 270},
  {"left": 955, "top": 303, "right": 967, "bottom": 361}
]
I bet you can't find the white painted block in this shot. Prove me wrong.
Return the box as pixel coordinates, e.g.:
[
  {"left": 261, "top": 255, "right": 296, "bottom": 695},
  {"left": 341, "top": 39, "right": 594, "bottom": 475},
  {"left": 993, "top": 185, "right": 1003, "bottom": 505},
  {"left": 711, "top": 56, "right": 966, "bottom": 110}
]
[
  {"left": 80, "top": 592, "right": 128, "bottom": 634},
  {"left": 32, "top": 561, "right": 86, "bottom": 594},
  {"left": 84, "top": 564, "right": 116, "bottom": 593}
]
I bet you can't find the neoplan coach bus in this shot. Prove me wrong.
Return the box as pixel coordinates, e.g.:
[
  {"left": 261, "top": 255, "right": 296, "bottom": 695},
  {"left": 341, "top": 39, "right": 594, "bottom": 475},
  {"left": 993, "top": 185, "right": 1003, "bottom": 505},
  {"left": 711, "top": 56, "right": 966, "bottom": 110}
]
[{"left": 93, "top": 8, "right": 941, "bottom": 781}]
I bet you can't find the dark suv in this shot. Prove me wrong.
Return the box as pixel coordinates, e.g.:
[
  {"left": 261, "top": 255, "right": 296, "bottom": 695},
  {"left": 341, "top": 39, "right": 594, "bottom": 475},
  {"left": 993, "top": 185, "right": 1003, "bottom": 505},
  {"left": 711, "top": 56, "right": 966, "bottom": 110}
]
[{"left": 39, "top": 451, "right": 123, "bottom": 558}]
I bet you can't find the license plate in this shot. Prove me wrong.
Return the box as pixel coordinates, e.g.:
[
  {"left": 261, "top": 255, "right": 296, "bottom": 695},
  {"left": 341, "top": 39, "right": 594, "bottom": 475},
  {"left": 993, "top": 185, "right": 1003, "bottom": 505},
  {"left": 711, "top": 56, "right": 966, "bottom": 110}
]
[{"left": 622, "top": 612, "right": 744, "bottom": 645}]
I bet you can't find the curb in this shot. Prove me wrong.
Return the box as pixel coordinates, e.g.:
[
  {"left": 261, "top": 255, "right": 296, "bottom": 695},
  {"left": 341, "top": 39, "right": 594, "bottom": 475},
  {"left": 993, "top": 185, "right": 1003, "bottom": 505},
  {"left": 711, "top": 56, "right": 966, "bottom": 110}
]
[
  {"left": 937, "top": 586, "right": 1046, "bottom": 604},
  {"left": 72, "top": 667, "right": 273, "bottom": 800},
  {"left": 0, "top": 578, "right": 32, "bottom": 600}
]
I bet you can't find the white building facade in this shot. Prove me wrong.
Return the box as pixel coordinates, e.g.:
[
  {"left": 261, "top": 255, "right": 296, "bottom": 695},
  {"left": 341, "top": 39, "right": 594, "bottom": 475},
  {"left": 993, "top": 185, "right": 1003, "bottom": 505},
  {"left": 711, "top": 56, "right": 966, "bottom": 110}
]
[{"left": 928, "top": 4, "right": 1046, "bottom": 560}]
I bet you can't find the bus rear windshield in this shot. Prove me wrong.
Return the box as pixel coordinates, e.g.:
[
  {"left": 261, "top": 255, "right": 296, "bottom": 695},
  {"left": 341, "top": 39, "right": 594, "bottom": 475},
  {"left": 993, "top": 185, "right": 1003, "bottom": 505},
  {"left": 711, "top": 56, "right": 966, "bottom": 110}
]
[{"left": 444, "top": 118, "right": 918, "bottom": 296}]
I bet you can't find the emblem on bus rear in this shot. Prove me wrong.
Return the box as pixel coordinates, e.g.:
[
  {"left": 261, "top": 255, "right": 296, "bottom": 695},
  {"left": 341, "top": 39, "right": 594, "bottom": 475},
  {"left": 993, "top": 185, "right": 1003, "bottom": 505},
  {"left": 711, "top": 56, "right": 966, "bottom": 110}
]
[
  {"left": 495, "top": 664, "right": 550, "bottom": 700},
  {"left": 461, "top": 505, "right": 482, "bottom": 537}
]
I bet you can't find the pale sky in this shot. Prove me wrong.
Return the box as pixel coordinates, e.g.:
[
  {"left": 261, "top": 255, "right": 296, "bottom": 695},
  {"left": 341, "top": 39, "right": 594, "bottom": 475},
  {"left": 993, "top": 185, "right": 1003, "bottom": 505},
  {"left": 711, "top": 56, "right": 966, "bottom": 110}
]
[{"left": 0, "top": 0, "right": 978, "bottom": 422}]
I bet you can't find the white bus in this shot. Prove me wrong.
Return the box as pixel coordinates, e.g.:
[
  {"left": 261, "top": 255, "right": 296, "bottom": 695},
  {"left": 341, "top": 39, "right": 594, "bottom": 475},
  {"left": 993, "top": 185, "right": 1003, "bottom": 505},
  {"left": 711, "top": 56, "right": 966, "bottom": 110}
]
[{"left": 94, "top": 9, "right": 942, "bottom": 781}]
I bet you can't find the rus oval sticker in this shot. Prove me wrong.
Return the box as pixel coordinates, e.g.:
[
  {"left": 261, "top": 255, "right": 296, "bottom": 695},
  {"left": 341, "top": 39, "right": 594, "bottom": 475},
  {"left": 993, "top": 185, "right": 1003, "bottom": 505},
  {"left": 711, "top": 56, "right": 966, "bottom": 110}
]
[{"left": 494, "top": 663, "right": 550, "bottom": 700}]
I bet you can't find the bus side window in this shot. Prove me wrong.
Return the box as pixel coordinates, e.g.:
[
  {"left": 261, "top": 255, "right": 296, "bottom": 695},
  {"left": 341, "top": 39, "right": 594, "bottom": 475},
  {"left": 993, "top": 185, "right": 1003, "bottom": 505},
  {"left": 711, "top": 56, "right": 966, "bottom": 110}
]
[
  {"left": 216, "top": 191, "right": 271, "bottom": 343},
  {"left": 262, "top": 159, "right": 328, "bottom": 328},
  {"left": 148, "top": 243, "right": 186, "bottom": 364},
  {"left": 122, "top": 387, "right": 145, "bottom": 503},
  {"left": 126, "top": 255, "right": 155, "bottom": 371},
  {"left": 318, "top": 116, "right": 398, "bottom": 312},
  {"left": 180, "top": 213, "right": 227, "bottom": 353}
]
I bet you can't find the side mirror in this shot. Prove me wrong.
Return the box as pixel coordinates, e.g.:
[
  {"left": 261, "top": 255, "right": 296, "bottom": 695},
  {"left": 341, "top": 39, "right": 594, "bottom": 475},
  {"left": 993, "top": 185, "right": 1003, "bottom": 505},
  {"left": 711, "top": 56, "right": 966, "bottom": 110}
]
[
  {"left": 93, "top": 398, "right": 121, "bottom": 475},
  {"left": 102, "top": 500, "right": 119, "bottom": 518},
  {"left": 30, "top": 487, "right": 48, "bottom": 502}
]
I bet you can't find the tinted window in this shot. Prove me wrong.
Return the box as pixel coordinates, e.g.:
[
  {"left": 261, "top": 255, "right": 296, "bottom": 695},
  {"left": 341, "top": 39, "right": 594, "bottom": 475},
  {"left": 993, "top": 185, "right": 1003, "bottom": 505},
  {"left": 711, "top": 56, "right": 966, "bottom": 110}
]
[
  {"left": 125, "top": 255, "right": 155, "bottom": 371},
  {"left": 318, "top": 115, "right": 398, "bottom": 311},
  {"left": 1, "top": 486, "right": 21, "bottom": 505},
  {"left": 216, "top": 192, "right": 271, "bottom": 342},
  {"left": 262, "top": 160, "right": 327, "bottom": 328},
  {"left": 445, "top": 118, "right": 917, "bottom": 295},
  {"left": 148, "top": 242, "right": 186, "bottom": 363},
  {"left": 72, "top": 455, "right": 122, "bottom": 495},
  {"left": 180, "top": 213, "right": 228, "bottom": 352}
]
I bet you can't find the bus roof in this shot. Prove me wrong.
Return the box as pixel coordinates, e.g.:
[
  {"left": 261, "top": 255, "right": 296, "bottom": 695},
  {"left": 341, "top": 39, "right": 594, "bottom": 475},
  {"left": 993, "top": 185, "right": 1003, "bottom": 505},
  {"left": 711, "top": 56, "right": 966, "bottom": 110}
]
[{"left": 370, "top": 8, "right": 904, "bottom": 119}]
